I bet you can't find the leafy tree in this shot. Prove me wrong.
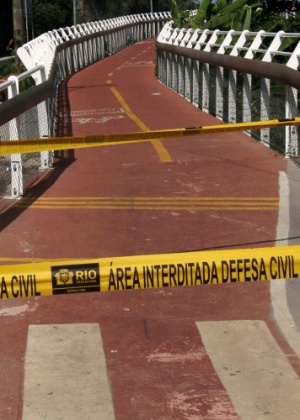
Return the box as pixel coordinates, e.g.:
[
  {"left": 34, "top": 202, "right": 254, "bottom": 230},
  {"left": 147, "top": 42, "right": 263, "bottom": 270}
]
[
  {"left": 19, "top": 0, "right": 300, "bottom": 43},
  {"left": 0, "top": 0, "right": 13, "bottom": 57},
  {"left": 172, "top": 0, "right": 300, "bottom": 32},
  {"left": 85, "top": 0, "right": 173, "bottom": 20},
  {"left": 263, "top": 0, "right": 300, "bottom": 15},
  {"left": 170, "top": 0, "right": 300, "bottom": 59},
  {"left": 251, "top": 0, "right": 300, "bottom": 53},
  {"left": 172, "top": 0, "right": 262, "bottom": 30},
  {"left": 286, "top": 10, "right": 300, "bottom": 32},
  {"left": 32, "top": 0, "right": 73, "bottom": 36},
  {"left": 171, "top": 0, "right": 191, "bottom": 27}
]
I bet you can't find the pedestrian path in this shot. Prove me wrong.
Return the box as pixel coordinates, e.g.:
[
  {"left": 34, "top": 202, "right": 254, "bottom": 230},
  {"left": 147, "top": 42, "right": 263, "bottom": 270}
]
[{"left": 0, "top": 39, "right": 299, "bottom": 419}]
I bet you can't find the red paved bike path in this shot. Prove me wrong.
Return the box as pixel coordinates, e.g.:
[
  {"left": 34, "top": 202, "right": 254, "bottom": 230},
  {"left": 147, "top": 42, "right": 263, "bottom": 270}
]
[{"left": 0, "top": 39, "right": 299, "bottom": 419}]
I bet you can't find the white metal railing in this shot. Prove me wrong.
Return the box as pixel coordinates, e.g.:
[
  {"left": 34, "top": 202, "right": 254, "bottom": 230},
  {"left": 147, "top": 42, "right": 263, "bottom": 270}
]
[
  {"left": 157, "top": 22, "right": 300, "bottom": 66},
  {"left": 18, "top": 13, "right": 171, "bottom": 80},
  {"left": 0, "top": 12, "right": 170, "bottom": 204},
  {"left": 156, "top": 22, "right": 300, "bottom": 156},
  {"left": 1, "top": 12, "right": 300, "bottom": 203},
  {"left": 1, "top": 64, "right": 49, "bottom": 198}
]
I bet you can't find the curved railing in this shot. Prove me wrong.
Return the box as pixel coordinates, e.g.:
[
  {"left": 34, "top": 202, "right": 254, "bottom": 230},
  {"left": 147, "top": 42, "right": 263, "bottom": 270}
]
[
  {"left": 1, "top": 13, "right": 300, "bottom": 207},
  {"left": 18, "top": 13, "right": 171, "bottom": 81},
  {"left": 0, "top": 13, "right": 170, "bottom": 205},
  {"left": 156, "top": 21, "right": 300, "bottom": 156}
]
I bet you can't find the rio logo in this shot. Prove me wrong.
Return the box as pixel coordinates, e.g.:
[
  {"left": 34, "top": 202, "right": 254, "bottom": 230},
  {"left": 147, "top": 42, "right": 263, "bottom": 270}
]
[{"left": 51, "top": 263, "right": 100, "bottom": 294}]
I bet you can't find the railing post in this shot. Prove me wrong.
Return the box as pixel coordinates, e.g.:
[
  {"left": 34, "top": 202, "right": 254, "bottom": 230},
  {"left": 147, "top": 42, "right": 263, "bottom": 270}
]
[
  {"left": 202, "top": 63, "right": 209, "bottom": 113},
  {"left": 36, "top": 64, "right": 53, "bottom": 169},
  {"left": 178, "top": 55, "right": 184, "bottom": 95},
  {"left": 285, "top": 86, "right": 298, "bottom": 156},
  {"left": 185, "top": 57, "right": 193, "bottom": 103},
  {"left": 171, "top": 54, "right": 178, "bottom": 92},
  {"left": 286, "top": 42, "right": 300, "bottom": 156},
  {"left": 192, "top": 60, "right": 200, "bottom": 107},
  {"left": 243, "top": 73, "right": 252, "bottom": 125},
  {"left": 167, "top": 51, "right": 172, "bottom": 88},
  {"left": 7, "top": 76, "right": 23, "bottom": 199},
  {"left": 228, "top": 70, "right": 237, "bottom": 123},
  {"left": 260, "top": 78, "right": 270, "bottom": 146},
  {"left": 216, "top": 67, "right": 224, "bottom": 120}
]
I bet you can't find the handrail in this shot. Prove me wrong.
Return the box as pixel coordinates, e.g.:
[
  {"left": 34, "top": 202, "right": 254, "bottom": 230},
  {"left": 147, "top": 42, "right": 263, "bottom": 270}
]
[
  {"left": 0, "top": 12, "right": 171, "bottom": 103},
  {"left": 1, "top": 11, "right": 300, "bottom": 205},
  {"left": 157, "top": 22, "right": 300, "bottom": 68},
  {"left": 18, "top": 13, "right": 171, "bottom": 79},
  {"left": 0, "top": 12, "right": 171, "bottom": 202},
  {"left": 156, "top": 21, "right": 300, "bottom": 157},
  {"left": 0, "top": 14, "right": 171, "bottom": 126},
  {"left": 155, "top": 41, "right": 300, "bottom": 91}
]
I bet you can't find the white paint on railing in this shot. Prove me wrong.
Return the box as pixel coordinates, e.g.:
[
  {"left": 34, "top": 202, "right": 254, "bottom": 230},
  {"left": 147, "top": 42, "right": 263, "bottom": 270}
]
[
  {"left": 287, "top": 39, "right": 300, "bottom": 69},
  {"left": 1, "top": 11, "right": 299, "bottom": 202},
  {"left": 263, "top": 30, "right": 285, "bottom": 62},
  {"left": 16, "top": 12, "right": 171, "bottom": 80},
  {"left": 217, "top": 29, "right": 235, "bottom": 54},
  {"left": 157, "top": 20, "right": 300, "bottom": 155},
  {"left": 157, "top": 23, "right": 300, "bottom": 65}
]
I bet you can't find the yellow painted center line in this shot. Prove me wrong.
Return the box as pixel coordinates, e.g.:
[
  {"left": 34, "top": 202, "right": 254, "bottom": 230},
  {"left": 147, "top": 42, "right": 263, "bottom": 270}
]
[
  {"left": 0, "top": 257, "right": 87, "bottom": 264},
  {"left": 22, "top": 196, "right": 279, "bottom": 203},
  {"left": 110, "top": 87, "right": 171, "bottom": 162},
  {"left": 18, "top": 205, "right": 278, "bottom": 211},
  {"left": 106, "top": 80, "right": 112, "bottom": 84},
  {"left": 108, "top": 72, "right": 113, "bottom": 76},
  {"left": 17, "top": 196, "right": 279, "bottom": 211},
  {"left": 20, "top": 197, "right": 279, "bottom": 201}
]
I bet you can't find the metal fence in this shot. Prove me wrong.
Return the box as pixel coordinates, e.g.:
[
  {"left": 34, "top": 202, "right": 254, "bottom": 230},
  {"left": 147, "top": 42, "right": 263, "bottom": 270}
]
[
  {"left": 156, "top": 23, "right": 300, "bottom": 157},
  {"left": 1, "top": 14, "right": 300, "bottom": 210},
  {"left": 0, "top": 13, "right": 170, "bottom": 209}
]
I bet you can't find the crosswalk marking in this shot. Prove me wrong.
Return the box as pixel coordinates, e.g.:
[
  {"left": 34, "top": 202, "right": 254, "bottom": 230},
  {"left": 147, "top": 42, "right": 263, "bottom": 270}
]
[
  {"left": 23, "top": 324, "right": 114, "bottom": 419},
  {"left": 196, "top": 320, "right": 300, "bottom": 419}
]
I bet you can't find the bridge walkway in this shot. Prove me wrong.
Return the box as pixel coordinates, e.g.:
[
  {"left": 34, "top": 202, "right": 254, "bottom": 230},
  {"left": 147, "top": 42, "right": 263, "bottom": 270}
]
[{"left": 0, "top": 39, "right": 300, "bottom": 419}]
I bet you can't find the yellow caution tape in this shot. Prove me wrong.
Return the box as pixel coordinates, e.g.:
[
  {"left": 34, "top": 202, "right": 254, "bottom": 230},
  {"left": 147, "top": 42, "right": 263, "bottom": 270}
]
[
  {"left": 1, "top": 117, "right": 299, "bottom": 155},
  {"left": 0, "top": 245, "right": 299, "bottom": 299}
]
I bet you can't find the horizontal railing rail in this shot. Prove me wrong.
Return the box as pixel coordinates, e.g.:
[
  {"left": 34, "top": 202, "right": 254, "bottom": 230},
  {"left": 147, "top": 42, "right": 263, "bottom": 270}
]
[
  {"left": 1, "top": 11, "right": 300, "bottom": 208},
  {"left": 158, "top": 22, "right": 300, "bottom": 65},
  {"left": 156, "top": 22, "right": 300, "bottom": 157},
  {"left": 0, "top": 13, "right": 170, "bottom": 207}
]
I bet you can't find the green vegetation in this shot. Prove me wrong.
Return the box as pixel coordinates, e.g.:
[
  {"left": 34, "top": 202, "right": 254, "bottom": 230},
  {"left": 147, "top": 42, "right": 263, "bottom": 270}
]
[
  {"left": 2, "top": 0, "right": 300, "bottom": 46},
  {"left": 190, "top": 0, "right": 261, "bottom": 31},
  {"left": 31, "top": 0, "right": 73, "bottom": 36},
  {"left": 0, "top": 62, "right": 22, "bottom": 78},
  {"left": 31, "top": 0, "right": 175, "bottom": 37},
  {"left": 171, "top": 0, "right": 300, "bottom": 57},
  {"left": 0, "top": 62, "right": 35, "bottom": 101},
  {"left": 1, "top": 0, "right": 300, "bottom": 95},
  {"left": 172, "top": 0, "right": 300, "bottom": 32}
]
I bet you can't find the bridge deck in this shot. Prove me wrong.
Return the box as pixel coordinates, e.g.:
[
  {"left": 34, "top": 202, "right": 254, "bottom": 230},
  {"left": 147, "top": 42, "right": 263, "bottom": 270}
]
[{"left": 0, "top": 39, "right": 300, "bottom": 419}]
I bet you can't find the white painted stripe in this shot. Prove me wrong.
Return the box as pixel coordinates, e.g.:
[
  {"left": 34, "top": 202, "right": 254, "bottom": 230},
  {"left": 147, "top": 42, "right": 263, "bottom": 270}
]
[
  {"left": 196, "top": 320, "right": 300, "bottom": 419},
  {"left": 23, "top": 323, "right": 115, "bottom": 419},
  {"left": 271, "top": 281, "right": 300, "bottom": 355},
  {"left": 272, "top": 171, "right": 300, "bottom": 357},
  {"left": 276, "top": 171, "right": 290, "bottom": 246}
]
